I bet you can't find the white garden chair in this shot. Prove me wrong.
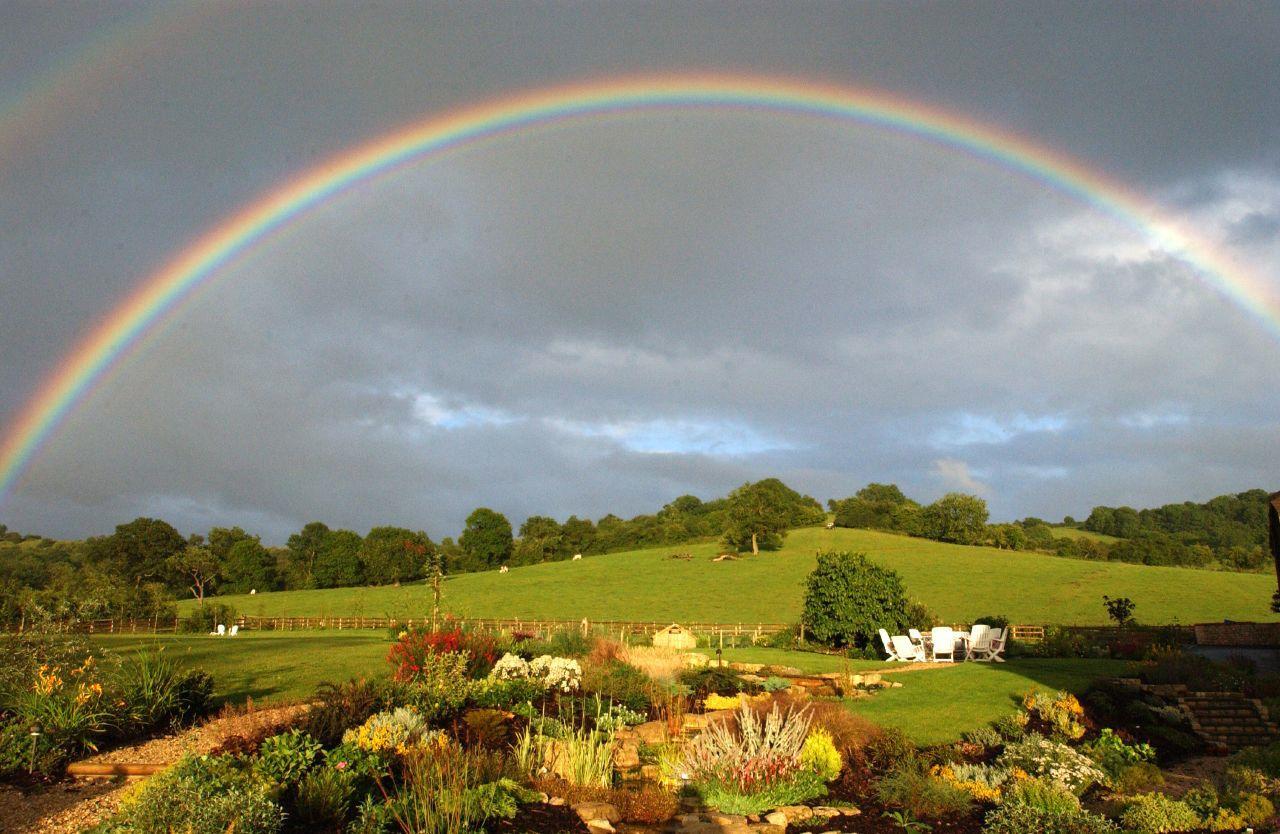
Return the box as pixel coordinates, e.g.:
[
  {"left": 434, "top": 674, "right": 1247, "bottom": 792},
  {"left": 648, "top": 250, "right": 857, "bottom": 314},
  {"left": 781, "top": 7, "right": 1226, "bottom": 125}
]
[
  {"left": 892, "top": 634, "right": 925, "bottom": 662},
  {"left": 228, "top": 625, "right": 239, "bottom": 637},
  {"left": 966, "top": 624, "right": 991, "bottom": 660},
  {"left": 930, "top": 626, "right": 956, "bottom": 662},
  {"left": 879, "top": 628, "right": 901, "bottom": 661},
  {"left": 908, "top": 628, "right": 926, "bottom": 654},
  {"left": 211, "top": 623, "right": 226, "bottom": 636},
  {"left": 984, "top": 627, "right": 1007, "bottom": 662}
]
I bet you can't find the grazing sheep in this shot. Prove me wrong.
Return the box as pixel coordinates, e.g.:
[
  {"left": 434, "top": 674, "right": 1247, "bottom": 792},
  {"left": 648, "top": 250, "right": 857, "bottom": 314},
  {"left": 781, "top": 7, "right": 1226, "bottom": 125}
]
[{"left": 572, "top": 553, "right": 582, "bottom": 561}]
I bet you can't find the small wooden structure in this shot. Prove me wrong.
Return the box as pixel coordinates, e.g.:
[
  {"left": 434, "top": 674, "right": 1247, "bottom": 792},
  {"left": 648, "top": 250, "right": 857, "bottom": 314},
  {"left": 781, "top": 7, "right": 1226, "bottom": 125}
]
[{"left": 652, "top": 623, "right": 698, "bottom": 650}]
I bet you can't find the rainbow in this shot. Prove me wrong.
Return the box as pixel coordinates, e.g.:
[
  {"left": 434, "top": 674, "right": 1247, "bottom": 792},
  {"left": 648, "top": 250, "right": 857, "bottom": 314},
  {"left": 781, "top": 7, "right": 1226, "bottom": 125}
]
[{"left": 1, "top": 73, "right": 1276, "bottom": 506}]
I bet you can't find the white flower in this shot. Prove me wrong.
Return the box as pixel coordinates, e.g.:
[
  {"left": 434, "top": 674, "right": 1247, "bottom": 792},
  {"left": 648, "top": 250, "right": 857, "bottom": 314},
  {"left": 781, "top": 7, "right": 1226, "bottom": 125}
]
[{"left": 490, "top": 653, "right": 531, "bottom": 680}]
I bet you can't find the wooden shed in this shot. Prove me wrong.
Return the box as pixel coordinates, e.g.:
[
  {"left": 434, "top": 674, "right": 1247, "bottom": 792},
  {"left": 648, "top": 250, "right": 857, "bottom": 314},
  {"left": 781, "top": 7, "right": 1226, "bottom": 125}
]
[{"left": 652, "top": 623, "right": 698, "bottom": 650}]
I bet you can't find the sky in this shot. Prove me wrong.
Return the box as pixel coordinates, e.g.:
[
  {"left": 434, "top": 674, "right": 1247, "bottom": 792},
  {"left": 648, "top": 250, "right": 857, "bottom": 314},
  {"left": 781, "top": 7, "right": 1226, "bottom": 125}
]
[{"left": 1, "top": 2, "right": 1278, "bottom": 544}]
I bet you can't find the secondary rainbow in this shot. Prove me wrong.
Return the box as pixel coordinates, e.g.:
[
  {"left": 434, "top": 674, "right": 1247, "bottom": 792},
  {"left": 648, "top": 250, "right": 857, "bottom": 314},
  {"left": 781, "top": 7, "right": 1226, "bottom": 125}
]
[{"left": 2, "top": 73, "right": 1276, "bottom": 505}]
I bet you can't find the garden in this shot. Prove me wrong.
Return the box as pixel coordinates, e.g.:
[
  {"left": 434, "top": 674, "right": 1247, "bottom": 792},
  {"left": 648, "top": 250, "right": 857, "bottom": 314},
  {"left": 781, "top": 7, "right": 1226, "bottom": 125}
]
[{"left": 3, "top": 552, "right": 1280, "bottom": 833}]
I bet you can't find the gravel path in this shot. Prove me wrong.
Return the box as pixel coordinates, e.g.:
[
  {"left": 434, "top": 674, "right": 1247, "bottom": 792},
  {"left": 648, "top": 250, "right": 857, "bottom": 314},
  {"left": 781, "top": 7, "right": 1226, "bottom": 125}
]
[{"left": 0, "top": 703, "right": 307, "bottom": 834}]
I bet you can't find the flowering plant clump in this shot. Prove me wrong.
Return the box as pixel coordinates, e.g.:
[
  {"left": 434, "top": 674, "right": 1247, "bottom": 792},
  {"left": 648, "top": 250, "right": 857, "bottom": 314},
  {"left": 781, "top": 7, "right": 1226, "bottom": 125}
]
[
  {"left": 342, "top": 707, "right": 448, "bottom": 757},
  {"left": 1022, "top": 688, "right": 1087, "bottom": 741},
  {"left": 800, "top": 728, "right": 843, "bottom": 781},
  {"left": 387, "top": 626, "right": 500, "bottom": 680},
  {"left": 530, "top": 655, "right": 582, "bottom": 692},
  {"left": 997, "top": 735, "right": 1106, "bottom": 796},
  {"left": 13, "top": 655, "right": 112, "bottom": 758},
  {"left": 490, "top": 653, "right": 531, "bottom": 681},
  {"left": 704, "top": 693, "right": 741, "bottom": 711},
  {"left": 934, "top": 762, "right": 1024, "bottom": 803}
]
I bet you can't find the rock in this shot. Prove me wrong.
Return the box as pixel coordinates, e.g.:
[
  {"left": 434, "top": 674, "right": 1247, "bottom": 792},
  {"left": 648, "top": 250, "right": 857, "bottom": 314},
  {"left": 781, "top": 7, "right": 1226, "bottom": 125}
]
[
  {"left": 586, "top": 820, "right": 616, "bottom": 834},
  {"left": 640, "top": 763, "right": 662, "bottom": 781},
  {"left": 634, "top": 720, "right": 670, "bottom": 745},
  {"left": 750, "top": 825, "right": 785, "bottom": 834},
  {"left": 890, "top": 681, "right": 904, "bottom": 688},
  {"left": 740, "top": 673, "right": 766, "bottom": 684},
  {"left": 786, "top": 686, "right": 810, "bottom": 698},
  {"left": 774, "top": 806, "right": 814, "bottom": 824},
  {"left": 613, "top": 742, "right": 640, "bottom": 770},
  {"left": 706, "top": 812, "right": 748, "bottom": 826},
  {"left": 834, "top": 805, "right": 860, "bottom": 816},
  {"left": 769, "top": 665, "right": 804, "bottom": 676},
  {"left": 549, "top": 796, "right": 566, "bottom": 806},
  {"left": 683, "top": 652, "right": 711, "bottom": 668},
  {"left": 537, "top": 791, "right": 550, "bottom": 803},
  {"left": 764, "top": 810, "right": 788, "bottom": 827},
  {"left": 573, "top": 801, "right": 621, "bottom": 824},
  {"left": 730, "top": 662, "right": 765, "bottom": 673}
]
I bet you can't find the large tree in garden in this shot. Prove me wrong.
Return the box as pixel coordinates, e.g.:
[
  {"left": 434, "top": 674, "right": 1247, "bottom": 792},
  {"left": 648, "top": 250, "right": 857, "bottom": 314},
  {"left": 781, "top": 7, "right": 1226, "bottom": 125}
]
[
  {"left": 459, "top": 507, "right": 513, "bottom": 568},
  {"left": 167, "top": 544, "right": 219, "bottom": 607},
  {"left": 802, "top": 550, "right": 911, "bottom": 649},
  {"left": 221, "top": 538, "right": 276, "bottom": 594},
  {"left": 917, "top": 492, "right": 990, "bottom": 545},
  {"left": 313, "top": 529, "right": 364, "bottom": 588},
  {"left": 513, "top": 515, "right": 564, "bottom": 565},
  {"left": 87, "top": 517, "right": 187, "bottom": 588},
  {"left": 360, "top": 526, "right": 434, "bottom": 585},
  {"left": 285, "top": 521, "right": 331, "bottom": 589},
  {"left": 722, "top": 479, "right": 804, "bottom": 554}
]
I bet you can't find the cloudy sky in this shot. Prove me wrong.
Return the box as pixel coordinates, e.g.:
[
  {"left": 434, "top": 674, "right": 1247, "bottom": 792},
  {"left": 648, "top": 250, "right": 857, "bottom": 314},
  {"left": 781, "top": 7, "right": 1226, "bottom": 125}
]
[{"left": 1, "top": 2, "right": 1278, "bottom": 544}]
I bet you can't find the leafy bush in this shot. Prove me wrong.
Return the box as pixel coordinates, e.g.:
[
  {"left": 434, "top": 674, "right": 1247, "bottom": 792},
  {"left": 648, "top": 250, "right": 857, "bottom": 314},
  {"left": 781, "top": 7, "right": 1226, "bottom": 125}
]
[
  {"left": 1082, "top": 727, "right": 1156, "bottom": 779},
  {"left": 1000, "top": 776, "right": 1080, "bottom": 814},
  {"left": 801, "top": 551, "right": 911, "bottom": 649},
  {"left": 343, "top": 708, "right": 446, "bottom": 757},
  {"left": 110, "top": 650, "right": 185, "bottom": 734},
  {"left": 1231, "top": 791, "right": 1275, "bottom": 827},
  {"left": 398, "top": 650, "right": 472, "bottom": 719},
  {"left": 580, "top": 659, "right": 652, "bottom": 715},
  {"left": 864, "top": 727, "right": 918, "bottom": 773},
  {"left": 179, "top": 602, "right": 237, "bottom": 634},
  {"left": 801, "top": 728, "right": 842, "bottom": 781},
  {"left": 1113, "top": 762, "right": 1165, "bottom": 794},
  {"left": 935, "top": 763, "right": 1017, "bottom": 803},
  {"left": 294, "top": 763, "right": 358, "bottom": 831},
  {"left": 467, "top": 676, "right": 545, "bottom": 711},
  {"left": 513, "top": 628, "right": 591, "bottom": 659},
  {"left": 381, "top": 744, "right": 532, "bottom": 834},
  {"left": 992, "top": 712, "right": 1028, "bottom": 741},
  {"left": 1228, "top": 743, "right": 1280, "bottom": 779},
  {"left": 1118, "top": 792, "right": 1201, "bottom": 833},
  {"left": 876, "top": 766, "right": 973, "bottom": 817},
  {"left": 1021, "top": 689, "right": 1086, "bottom": 741},
  {"left": 982, "top": 803, "right": 1119, "bottom": 834},
  {"left": 679, "top": 665, "right": 749, "bottom": 698},
  {"left": 301, "top": 678, "right": 392, "bottom": 746},
  {"left": 762, "top": 676, "right": 791, "bottom": 693},
  {"left": 996, "top": 735, "right": 1105, "bottom": 795},
  {"left": 109, "top": 754, "right": 284, "bottom": 834},
  {"left": 388, "top": 626, "right": 499, "bottom": 680},
  {"left": 255, "top": 728, "right": 321, "bottom": 786},
  {"left": 962, "top": 726, "right": 1003, "bottom": 750}
]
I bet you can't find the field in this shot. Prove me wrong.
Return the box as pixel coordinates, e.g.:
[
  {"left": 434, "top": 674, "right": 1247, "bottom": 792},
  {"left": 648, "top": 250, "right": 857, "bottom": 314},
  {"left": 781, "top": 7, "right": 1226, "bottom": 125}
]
[
  {"left": 91, "top": 633, "right": 1125, "bottom": 743},
  {"left": 1049, "top": 526, "right": 1122, "bottom": 543},
  {"left": 187, "top": 526, "right": 1280, "bottom": 625}
]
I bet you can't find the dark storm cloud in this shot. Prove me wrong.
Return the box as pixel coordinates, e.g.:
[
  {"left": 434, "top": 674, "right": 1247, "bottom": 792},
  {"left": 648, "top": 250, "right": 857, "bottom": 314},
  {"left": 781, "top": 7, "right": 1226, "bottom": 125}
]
[{"left": 0, "top": 2, "right": 1277, "bottom": 541}]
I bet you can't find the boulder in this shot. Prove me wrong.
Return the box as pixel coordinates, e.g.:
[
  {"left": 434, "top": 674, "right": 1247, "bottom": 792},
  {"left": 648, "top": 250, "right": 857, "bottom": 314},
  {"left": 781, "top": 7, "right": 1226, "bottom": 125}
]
[
  {"left": 764, "top": 811, "right": 788, "bottom": 827},
  {"left": 634, "top": 720, "right": 670, "bottom": 745},
  {"left": 613, "top": 741, "right": 640, "bottom": 770},
  {"left": 573, "top": 801, "right": 621, "bottom": 824},
  {"left": 585, "top": 820, "right": 616, "bottom": 834},
  {"left": 683, "top": 652, "right": 711, "bottom": 667},
  {"left": 730, "top": 662, "right": 765, "bottom": 673},
  {"left": 773, "top": 806, "right": 814, "bottom": 825}
]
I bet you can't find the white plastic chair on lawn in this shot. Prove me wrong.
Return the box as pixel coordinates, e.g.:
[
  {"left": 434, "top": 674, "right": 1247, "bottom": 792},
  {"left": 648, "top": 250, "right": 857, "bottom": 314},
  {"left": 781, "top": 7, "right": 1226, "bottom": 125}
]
[
  {"left": 984, "top": 627, "right": 1007, "bottom": 662},
  {"left": 228, "top": 625, "right": 239, "bottom": 637},
  {"left": 967, "top": 624, "right": 991, "bottom": 660},
  {"left": 892, "top": 634, "right": 924, "bottom": 662},
  {"left": 908, "top": 628, "right": 926, "bottom": 655},
  {"left": 930, "top": 626, "right": 956, "bottom": 662},
  {"left": 879, "top": 628, "right": 902, "bottom": 661},
  {"left": 212, "top": 623, "right": 226, "bottom": 637}
]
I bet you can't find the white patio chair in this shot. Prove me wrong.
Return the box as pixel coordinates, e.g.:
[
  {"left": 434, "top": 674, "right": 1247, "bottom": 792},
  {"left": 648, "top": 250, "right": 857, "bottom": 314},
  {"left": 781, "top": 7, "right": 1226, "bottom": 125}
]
[
  {"left": 967, "top": 624, "right": 991, "bottom": 660},
  {"left": 930, "top": 626, "right": 956, "bottom": 662},
  {"left": 879, "top": 628, "right": 902, "bottom": 661},
  {"left": 892, "top": 634, "right": 925, "bottom": 662},
  {"left": 984, "top": 627, "right": 1007, "bottom": 662},
  {"left": 214, "top": 624, "right": 226, "bottom": 636},
  {"left": 228, "top": 625, "right": 239, "bottom": 637}
]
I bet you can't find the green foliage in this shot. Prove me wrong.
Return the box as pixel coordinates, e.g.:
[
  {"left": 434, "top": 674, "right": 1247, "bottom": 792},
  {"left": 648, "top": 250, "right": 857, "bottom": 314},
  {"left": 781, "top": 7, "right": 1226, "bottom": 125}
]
[
  {"left": 111, "top": 754, "right": 284, "bottom": 834},
  {"left": 360, "top": 527, "right": 433, "bottom": 586},
  {"left": 1082, "top": 727, "right": 1156, "bottom": 780},
  {"left": 167, "top": 544, "right": 220, "bottom": 605},
  {"left": 762, "top": 675, "right": 791, "bottom": 693},
  {"left": 459, "top": 508, "right": 514, "bottom": 570},
  {"left": 1112, "top": 762, "right": 1165, "bottom": 794},
  {"left": 800, "top": 728, "right": 842, "bottom": 781},
  {"left": 467, "top": 677, "right": 546, "bottom": 711},
  {"left": 982, "top": 803, "right": 1120, "bottom": 834},
  {"left": 916, "top": 493, "right": 990, "bottom": 546},
  {"left": 999, "top": 777, "right": 1080, "bottom": 815},
  {"left": 384, "top": 744, "right": 529, "bottom": 834},
  {"left": 313, "top": 529, "right": 364, "bottom": 589},
  {"left": 695, "top": 770, "right": 826, "bottom": 815},
  {"left": 221, "top": 537, "right": 276, "bottom": 594},
  {"left": 802, "top": 551, "right": 910, "bottom": 649},
  {"left": 580, "top": 659, "right": 653, "bottom": 714},
  {"left": 255, "top": 728, "right": 321, "bottom": 786},
  {"left": 1103, "top": 595, "right": 1137, "bottom": 627},
  {"left": 180, "top": 601, "right": 237, "bottom": 633},
  {"left": 86, "top": 517, "right": 187, "bottom": 589},
  {"left": 294, "top": 763, "right": 358, "bottom": 831},
  {"left": 112, "top": 649, "right": 202, "bottom": 733},
  {"left": 1231, "top": 791, "right": 1275, "bottom": 827},
  {"left": 831, "top": 483, "right": 917, "bottom": 532},
  {"left": 1118, "top": 793, "right": 1202, "bottom": 834},
  {"left": 875, "top": 767, "right": 973, "bottom": 817},
  {"left": 301, "top": 678, "right": 393, "bottom": 746},
  {"left": 678, "top": 665, "right": 748, "bottom": 698},
  {"left": 722, "top": 479, "right": 801, "bottom": 553},
  {"left": 1228, "top": 741, "right": 1280, "bottom": 778}
]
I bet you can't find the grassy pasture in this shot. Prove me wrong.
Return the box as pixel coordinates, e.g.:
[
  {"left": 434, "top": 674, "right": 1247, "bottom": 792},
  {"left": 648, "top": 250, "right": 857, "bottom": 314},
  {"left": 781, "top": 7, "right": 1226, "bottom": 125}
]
[
  {"left": 189, "top": 527, "right": 1279, "bottom": 625},
  {"left": 1049, "top": 526, "right": 1122, "bottom": 543}
]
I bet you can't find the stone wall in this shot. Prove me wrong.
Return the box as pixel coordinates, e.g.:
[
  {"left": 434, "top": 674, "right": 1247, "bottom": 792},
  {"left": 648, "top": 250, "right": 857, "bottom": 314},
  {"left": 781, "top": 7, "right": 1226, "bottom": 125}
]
[{"left": 1194, "top": 621, "right": 1280, "bottom": 647}]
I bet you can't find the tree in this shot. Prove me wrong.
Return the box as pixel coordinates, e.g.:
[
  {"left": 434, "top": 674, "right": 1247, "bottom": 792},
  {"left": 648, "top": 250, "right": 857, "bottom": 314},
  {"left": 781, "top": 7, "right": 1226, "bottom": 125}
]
[
  {"left": 917, "top": 493, "right": 989, "bottom": 545},
  {"left": 722, "top": 480, "right": 792, "bottom": 554},
  {"left": 87, "top": 517, "right": 187, "bottom": 588},
  {"left": 802, "top": 551, "right": 911, "bottom": 649},
  {"left": 285, "top": 521, "right": 331, "bottom": 590},
  {"left": 167, "top": 544, "right": 220, "bottom": 607},
  {"left": 514, "top": 516, "right": 563, "bottom": 565},
  {"left": 459, "top": 508, "right": 513, "bottom": 569},
  {"left": 561, "top": 515, "right": 596, "bottom": 556},
  {"left": 222, "top": 538, "right": 276, "bottom": 594},
  {"left": 314, "top": 529, "right": 363, "bottom": 588},
  {"left": 361, "top": 527, "right": 434, "bottom": 586},
  {"left": 207, "top": 526, "right": 255, "bottom": 563}
]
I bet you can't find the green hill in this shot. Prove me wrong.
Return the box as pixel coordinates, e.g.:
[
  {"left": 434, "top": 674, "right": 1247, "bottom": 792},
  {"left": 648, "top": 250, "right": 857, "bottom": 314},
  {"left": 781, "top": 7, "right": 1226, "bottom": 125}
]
[
  {"left": 187, "top": 527, "right": 1279, "bottom": 625},
  {"left": 1049, "top": 527, "right": 1121, "bottom": 544}
]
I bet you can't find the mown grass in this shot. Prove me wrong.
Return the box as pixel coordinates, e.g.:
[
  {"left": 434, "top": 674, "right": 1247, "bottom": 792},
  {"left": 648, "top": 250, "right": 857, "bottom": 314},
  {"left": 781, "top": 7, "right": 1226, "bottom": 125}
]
[
  {"left": 91, "top": 634, "right": 1124, "bottom": 743},
  {"left": 187, "top": 527, "right": 1279, "bottom": 625},
  {"left": 1049, "top": 526, "right": 1121, "bottom": 543}
]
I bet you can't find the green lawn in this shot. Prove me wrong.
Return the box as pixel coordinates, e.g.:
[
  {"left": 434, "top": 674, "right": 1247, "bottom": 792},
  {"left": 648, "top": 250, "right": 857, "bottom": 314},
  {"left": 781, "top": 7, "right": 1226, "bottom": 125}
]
[
  {"left": 92, "top": 635, "right": 1124, "bottom": 744},
  {"left": 92, "top": 632, "right": 391, "bottom": 704},
  {"left": 187, "top": 527, "right": 1279, "bottom": 625}
]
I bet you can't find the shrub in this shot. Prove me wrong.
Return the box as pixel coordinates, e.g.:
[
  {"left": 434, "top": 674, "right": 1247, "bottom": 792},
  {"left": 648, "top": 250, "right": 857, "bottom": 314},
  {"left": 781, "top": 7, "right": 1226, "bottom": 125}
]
[
  {"left": 612, "top": 785, "right": 679, "bottom": 823},
  {"left": 982, "top": 803, "right": 1119, "bottom": 834},
  {"left": 992, "top": 712, "right": 1028, "bottom": 741},
  {"left": 294, "top": 763, "right": 358, "bottom": 831},
  {"left": 513, "top": 628, "right": 591, "bottom": 659},
  {"left": 7, "top": 655, "right": 112, "bottom": 768},
  {"left": 343, "top": 708, "right": 446, "bottom": 757},
  {"left": 1113, "top": 762, "right": 1165, "bottom": 794},
  {"left": 876, "top": 767, "right": 973, "bottom": 817},
  {"left": 1021, "top": 689, "right": 1086, "bottom": 741},
  {"left": 110, "top": 754, "right": 284, "bottom": 834},
  {"left": 255, "top": 728, "right": 321, "bottom": 786},
  {"left": 1228, "top": 743, "right": 1280, "bottom": 779},
  {"left": 962, "top": 726, "right": 1003, "bottom": 750},
  {"left": 1082, "top": 727, "right": 1156, "bottom": 779},
  {"left": 399, "top": 651, "right": 472, "bottom": 719},
  {"left": 110, "top": 650, "right": 185, "bottom": 734},
  {"left": 996, "top": 735, "right": 1105, "bottom": 795},
  {"left": 580, "top": 659, "right": 650, "bottom": 713},
  {"left": 179, "top": 602, "right": 237, "bottom": 634},
  {"left": 935, "top": 763, "right": 1017, "bottom": 803},
  {"left": 530, "top": 655, "right": 583, "bottom": 693},
  {"left": 1223, "top": 763, "right": 1279, "bottom": 795},
  {"left": 383, "top": 744, "right": 532, "bottom": 834},
  {"left": 468, "top": 676, "right": 545, "bottom": 711},
  {"left": 801, "top": 551, "right": 911, "bottom": 649},
  {"left": 762, "top": 676, "right": 791, "bottom": 693},
  {"left": 801, "top": 728, "right": 842, "bottom": 781},
  {"left": 301, "top": 678, "right": 391, "bottom": 746},
  {"left": 1000, "top": 776, "right": 1080, "bottom": 814},
  {"left": 173, "top": 669, "right": 214, "bottom": 721},
  {"left": 682, "top": 702, "right": 824, "bottom": 813},
  {"left": 679, "top": 666, "right": 748, "bottom": 698},
  {"left": 1119, "top": 793, "right": 1201, "bottom": 833},
  {"left": 388, "top": 626, "right": 499, "bottom": 680},
  {"left": 865, "top": 727, "right": 918, "bottom": 773},
  {"left": 1231, "top": 791, "right": 1275, "bottom": 827}
]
